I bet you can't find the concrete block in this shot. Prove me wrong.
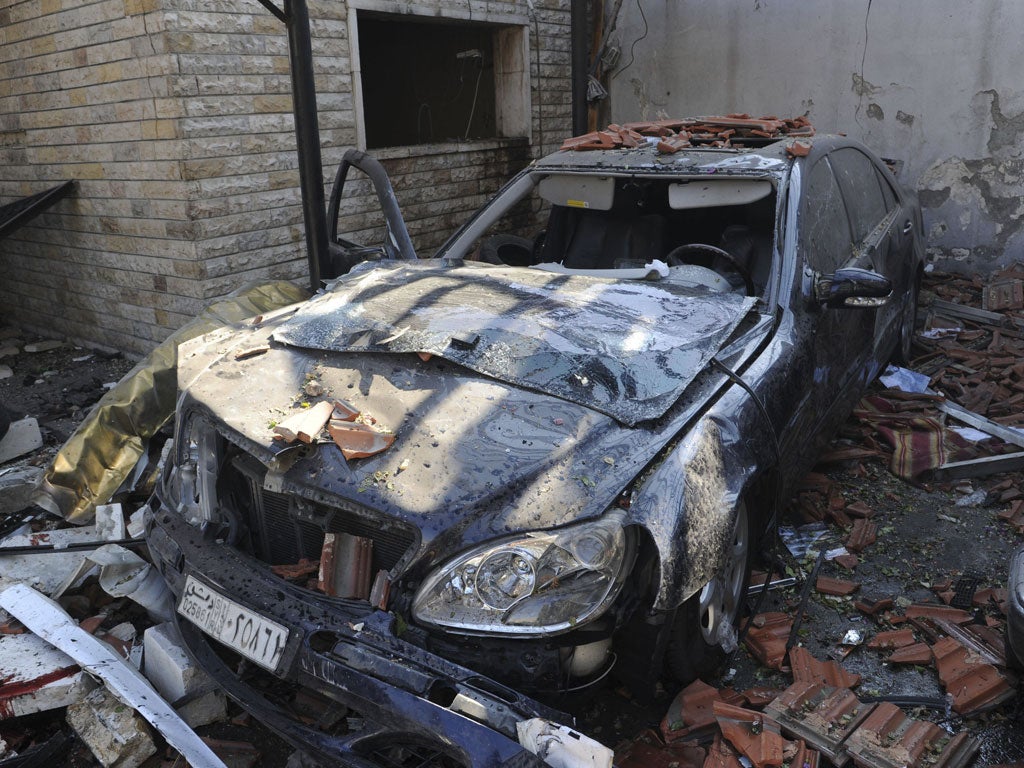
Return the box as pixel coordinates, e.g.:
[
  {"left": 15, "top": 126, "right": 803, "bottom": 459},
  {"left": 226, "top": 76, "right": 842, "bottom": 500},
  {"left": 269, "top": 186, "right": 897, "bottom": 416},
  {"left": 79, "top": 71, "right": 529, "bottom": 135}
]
[
  {"left": 143, "top": 621, "right": 217, "bottom": 704},
  {"left": 67, "top": 686, "right": 157, "bottom": 768},
  {"left": 178, "top": 687, "right": 227, "bottom": 728},
  {"left": 23, "top": 340, "right": 63, "bottom": 352}
]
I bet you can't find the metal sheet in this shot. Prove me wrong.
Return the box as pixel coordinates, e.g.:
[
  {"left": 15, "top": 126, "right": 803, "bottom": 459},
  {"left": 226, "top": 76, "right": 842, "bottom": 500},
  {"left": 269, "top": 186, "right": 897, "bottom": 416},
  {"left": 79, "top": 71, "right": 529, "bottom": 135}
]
[
  {"left": 36, "top": 281, "right": 309, "bottom": 523},
  {"left": 273, "top": 261, "right": 755, "bottom": 425}
]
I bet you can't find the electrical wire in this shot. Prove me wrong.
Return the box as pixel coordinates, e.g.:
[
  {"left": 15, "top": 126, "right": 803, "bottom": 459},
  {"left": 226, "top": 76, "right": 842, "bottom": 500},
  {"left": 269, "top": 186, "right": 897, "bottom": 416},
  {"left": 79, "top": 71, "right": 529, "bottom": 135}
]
[
  {"left": 612, "top": 0, "right": 648, "bottom": 79},
  {"left": 464, "top": 61, "right": 484, "bottom": 139}
]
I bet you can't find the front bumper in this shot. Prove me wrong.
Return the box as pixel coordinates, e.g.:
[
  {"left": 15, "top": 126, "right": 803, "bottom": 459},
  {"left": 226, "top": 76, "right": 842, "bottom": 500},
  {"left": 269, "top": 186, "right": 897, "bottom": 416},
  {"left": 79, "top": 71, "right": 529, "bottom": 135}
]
[{"left": 145, "top": 500, "right": 564, "bottom": 767}]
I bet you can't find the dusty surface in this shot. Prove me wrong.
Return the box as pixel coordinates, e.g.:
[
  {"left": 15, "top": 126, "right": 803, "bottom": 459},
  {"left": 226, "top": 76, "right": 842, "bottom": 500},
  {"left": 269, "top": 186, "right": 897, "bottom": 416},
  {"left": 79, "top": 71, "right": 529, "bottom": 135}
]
[{"left": 1, "top": 321, "right": 1023, "bottom": 766}]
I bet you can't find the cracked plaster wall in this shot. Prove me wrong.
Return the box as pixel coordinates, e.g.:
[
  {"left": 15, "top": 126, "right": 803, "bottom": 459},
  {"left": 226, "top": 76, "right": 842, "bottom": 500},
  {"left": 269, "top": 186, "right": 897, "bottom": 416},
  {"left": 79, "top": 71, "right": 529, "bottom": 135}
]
[{"left": 605, "top": 0, "right": 1024, "bottom": 272}]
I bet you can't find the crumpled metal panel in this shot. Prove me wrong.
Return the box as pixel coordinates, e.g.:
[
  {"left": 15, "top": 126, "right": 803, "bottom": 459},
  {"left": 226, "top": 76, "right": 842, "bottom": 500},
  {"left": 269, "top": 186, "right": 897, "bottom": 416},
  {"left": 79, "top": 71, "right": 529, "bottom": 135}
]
[
  {"left": 35, "top": 281, "right": 309, "bottom": 523},
  {"left": 273, "top": 260, "right": 755, "bottom": 426}
]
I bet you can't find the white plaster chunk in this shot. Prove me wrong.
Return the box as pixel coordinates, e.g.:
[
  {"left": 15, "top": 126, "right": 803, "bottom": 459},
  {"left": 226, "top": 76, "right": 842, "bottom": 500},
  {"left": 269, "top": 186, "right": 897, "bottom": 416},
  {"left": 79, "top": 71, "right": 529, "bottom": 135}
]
[
  {"left": 66, "top": 686, "right": 157, "bottom": 768},
  {"left": 0, "top": 465, "right": 43, "bottom": 516},
  {"left": 0, "top": 418, "right": 43, "bottom": 464},
  {"left": 22, "top": 340, "right": 64, "bottom": 353},
  {"left": 0, "top": 632, "right": 96, "bottom": 718},
  {"left": 0, "top": 582, "right": 227, "bottom": 768}
]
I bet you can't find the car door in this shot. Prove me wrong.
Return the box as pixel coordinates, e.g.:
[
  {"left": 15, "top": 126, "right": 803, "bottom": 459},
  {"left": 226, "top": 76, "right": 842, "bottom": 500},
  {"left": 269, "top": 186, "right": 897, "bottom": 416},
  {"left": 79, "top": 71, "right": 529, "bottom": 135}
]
[
  {"left": 797, "top": 154, "right": 876, "bottom": 447},
  {"left": 829, "top": 147, "right": 907, "bottom": 367}
]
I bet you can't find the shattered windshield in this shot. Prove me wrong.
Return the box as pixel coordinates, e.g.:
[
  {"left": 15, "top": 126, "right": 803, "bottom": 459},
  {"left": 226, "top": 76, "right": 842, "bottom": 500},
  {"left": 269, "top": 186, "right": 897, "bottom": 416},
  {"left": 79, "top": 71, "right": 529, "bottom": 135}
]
[{"left": 273, "top": 261, "right": 756, "bottom": 425}]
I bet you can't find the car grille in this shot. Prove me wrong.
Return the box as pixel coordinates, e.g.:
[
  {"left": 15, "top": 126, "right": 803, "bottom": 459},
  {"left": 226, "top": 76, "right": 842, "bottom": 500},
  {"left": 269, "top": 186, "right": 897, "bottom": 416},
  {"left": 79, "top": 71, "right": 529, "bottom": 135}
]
[{"left": 224, "top": 454, "right": 416, "bottom": 574}]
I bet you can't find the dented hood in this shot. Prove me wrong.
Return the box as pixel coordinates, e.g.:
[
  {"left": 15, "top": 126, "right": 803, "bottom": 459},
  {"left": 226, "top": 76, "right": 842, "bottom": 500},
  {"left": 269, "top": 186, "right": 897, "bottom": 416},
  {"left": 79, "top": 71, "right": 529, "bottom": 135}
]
[{"left": 272, "top": 260, "right": 755, "bottom": 426}]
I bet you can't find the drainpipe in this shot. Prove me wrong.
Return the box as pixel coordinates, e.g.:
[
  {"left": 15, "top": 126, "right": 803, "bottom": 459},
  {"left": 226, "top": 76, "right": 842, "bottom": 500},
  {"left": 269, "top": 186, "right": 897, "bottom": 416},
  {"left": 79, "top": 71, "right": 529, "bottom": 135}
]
[
  {"left": 279, "top": 0, "right": 330, "bottom": 290},
  {"left": 570, "top": 1, "right": 589, "bottom": 136}
]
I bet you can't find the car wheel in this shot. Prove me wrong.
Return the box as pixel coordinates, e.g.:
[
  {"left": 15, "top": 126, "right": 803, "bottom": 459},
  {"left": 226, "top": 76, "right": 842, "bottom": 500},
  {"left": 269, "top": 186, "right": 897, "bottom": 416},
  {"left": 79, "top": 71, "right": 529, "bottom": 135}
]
[
  {"left": 666, "top": 501, "right": 751, "bottom": 683},
  {"left": 892, "top": 272, "right": 920, "bottom": 365}
]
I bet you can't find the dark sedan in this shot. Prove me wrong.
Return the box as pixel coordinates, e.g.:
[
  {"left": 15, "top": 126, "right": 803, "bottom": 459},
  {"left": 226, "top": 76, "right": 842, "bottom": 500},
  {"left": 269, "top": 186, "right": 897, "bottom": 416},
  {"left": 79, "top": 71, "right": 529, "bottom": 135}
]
[{"left": 146, "top": 132, "right": 923, "bottom": 766}]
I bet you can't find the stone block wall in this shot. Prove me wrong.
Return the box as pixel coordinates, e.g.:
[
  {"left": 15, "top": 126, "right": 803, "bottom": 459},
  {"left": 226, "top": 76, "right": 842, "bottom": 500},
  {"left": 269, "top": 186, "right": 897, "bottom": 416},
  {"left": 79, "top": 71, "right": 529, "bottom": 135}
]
[{"left": 0, "top": 0, "right": 572, "bottom": 353}]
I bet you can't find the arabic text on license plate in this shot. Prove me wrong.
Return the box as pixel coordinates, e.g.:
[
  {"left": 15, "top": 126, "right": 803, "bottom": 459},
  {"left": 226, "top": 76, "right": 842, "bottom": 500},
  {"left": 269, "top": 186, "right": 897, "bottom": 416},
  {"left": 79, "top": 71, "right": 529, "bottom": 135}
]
[{"left": 177, "top": 575, "right": 288, "bottom": 672}]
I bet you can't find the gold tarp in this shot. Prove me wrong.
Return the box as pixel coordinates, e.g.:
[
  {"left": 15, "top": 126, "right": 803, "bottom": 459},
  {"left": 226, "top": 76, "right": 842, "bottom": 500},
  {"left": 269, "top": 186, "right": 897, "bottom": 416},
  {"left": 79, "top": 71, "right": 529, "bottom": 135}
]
[{"left": 36, "top": 281, "right": 310, "bottom": 524}]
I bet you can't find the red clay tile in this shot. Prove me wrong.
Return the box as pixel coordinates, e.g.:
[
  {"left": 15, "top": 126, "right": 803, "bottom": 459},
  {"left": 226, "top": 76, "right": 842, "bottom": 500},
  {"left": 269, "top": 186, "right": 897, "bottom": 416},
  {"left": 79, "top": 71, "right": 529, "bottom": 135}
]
[
  {"left": 789, "top": 646, "right": 861, "bottom": 689},
  {"left": 764, "top": 682, "right": 871, "bottom": 765},
  {"left": 704, "top": 733, "right": 745, "bottom": 768},
  {"left": 844, "top": 702, "right": 978, "bottom": 768},
  {"left": 844, "top": 519, "right": 877, "bottom": 553},
  {"left": 834, "top": 554, "right": 859, "bottom": 570},
  {"left": 844, "top": 501, "right": 875, "bottom": 518},
  {"left": 713, "top": 701, "right": 785, "bottom": 768},
  {"left": 854, "top": 597, "right": 894, "bottom": 617},
  {"left": 661, "top": 679, "right": 721, "bottom": 743},
  {"left": 741, "top": 686, "right": 785, "bottom": 709},
  {"left": 933, "top": 637, "right": 1015, "bottom": 714},
  {"left": 866, "top": 628, "right": 916, "bottom": 651},
  {"left": 816, "top": 577, "right": 860, "bottom": 596},
  {"left": 615, "top": 729, "right": 705, "bottom": 768},
  {"left": 887, "top": 643, "right": 934, "bottom": 666},
  {"left": 270, "top": 558, "right": 320, "bottom": 581},
  {"left": 786, "top": 740, "right": 820, "bottom": 768},
  {"left": 744, "top": 613, "right": 793, "bottom": 670},
  {"left": 904, "top": 603, "right": 973, "bottom": 624}
]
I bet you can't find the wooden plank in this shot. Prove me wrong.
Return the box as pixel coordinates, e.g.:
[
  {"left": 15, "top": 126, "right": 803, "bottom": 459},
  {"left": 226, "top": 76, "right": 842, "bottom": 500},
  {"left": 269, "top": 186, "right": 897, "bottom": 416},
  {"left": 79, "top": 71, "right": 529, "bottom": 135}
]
[
  {"left": 940, "top": 400, "right": 1024, "bottom": 449},
  {"left": 931, "top": 299, "right": 1006, "bottom": 326},
  {"left": 932, "top": 451, "right": 1024, "bottom": 480}
]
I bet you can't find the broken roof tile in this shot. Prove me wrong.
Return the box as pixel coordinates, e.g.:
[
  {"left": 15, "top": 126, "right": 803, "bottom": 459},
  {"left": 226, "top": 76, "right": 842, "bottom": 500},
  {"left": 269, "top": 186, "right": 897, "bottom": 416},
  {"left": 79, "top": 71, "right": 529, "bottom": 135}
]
[
  {"left": 786, "top": 740, "right": 820, "bottom": 768},
  {"left": 327, "top": 419, "right": 395, "bottom": 460},
  {"left": 816, "top": 576, "right": 861, "bottom": 596},
  {"left": 932, "top": 636, "right": 1015, "bottom": 714},
  {"left": 854, "top": 597, "right": 894, "bottom": 618},
  {"left": 661, "top": 679, "right": 721, "bottom": 743},
  {"left": 272, "top": 400, "right": 334, "bottom": 444},
  {"left": 704, "top": 733, "right": 745, "bottom": 768},
  {"left": 844, "top": 702, "right": 978, "bottom": 768},
  {"left": 713, "top": 701, "right": 785, "bottom": 768},
  {"left": 615, "top": 729, "right": 705, "bottom": 768},
  {"left": 904, "top": 603, "right": 973, "bottom": 624},
  {"left": 844, "top": 519, "right": 877, "bottom": 554},
  {"left": 740, "top": 686, "right": 785, "bottom": 709},
  {"left": 789, "top": 646, "right": 861, "bottom": 689},
  {"left": 744, "top": 613, "right": 793, "bottom": 670},
  {"left": 765, "top": 682, "right": 871, "bottom": 766},
  {"left": 886, "top": 643, "right": 933, "bottom": 666},
  {"left": 866, "top": 628, "right": 916, "bottom": 651}
]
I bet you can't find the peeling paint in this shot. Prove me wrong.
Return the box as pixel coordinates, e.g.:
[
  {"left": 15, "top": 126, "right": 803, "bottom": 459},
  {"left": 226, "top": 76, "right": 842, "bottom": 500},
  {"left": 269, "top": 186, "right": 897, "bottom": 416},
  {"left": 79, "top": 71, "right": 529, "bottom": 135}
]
[
  {"left": 866, "top": 103, "right": 884, "bottom": 121},
  {"left": 895, "top": 110, "right": 915, "bottom": 126},
  {"left": 851, "top": 73, "right": 881, "bottom": 98}
]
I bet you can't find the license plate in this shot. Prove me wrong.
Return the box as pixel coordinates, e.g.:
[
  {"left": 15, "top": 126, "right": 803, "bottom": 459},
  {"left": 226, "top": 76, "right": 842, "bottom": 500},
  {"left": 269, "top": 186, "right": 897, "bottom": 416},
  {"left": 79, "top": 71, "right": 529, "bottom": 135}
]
[{"left": 177, "top": 575, "right": 289, "bottom": 672}]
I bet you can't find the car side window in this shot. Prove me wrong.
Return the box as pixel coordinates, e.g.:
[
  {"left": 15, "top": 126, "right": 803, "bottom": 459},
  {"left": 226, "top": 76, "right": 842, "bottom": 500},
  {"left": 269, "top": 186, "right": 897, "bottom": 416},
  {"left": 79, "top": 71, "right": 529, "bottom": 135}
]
[
  {"left": 803, "top": 158, "right": 852, "bottom": 273},
  {"left": 829, "top": 148, "right": 888, "bottom": 242}
]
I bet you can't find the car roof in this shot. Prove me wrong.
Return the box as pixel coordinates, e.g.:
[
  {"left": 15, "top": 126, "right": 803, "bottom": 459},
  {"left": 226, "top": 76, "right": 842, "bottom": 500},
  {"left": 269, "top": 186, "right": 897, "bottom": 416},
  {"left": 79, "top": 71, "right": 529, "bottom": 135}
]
[{"left": 533, "top": 134, "right": 858, "bottom": 178}]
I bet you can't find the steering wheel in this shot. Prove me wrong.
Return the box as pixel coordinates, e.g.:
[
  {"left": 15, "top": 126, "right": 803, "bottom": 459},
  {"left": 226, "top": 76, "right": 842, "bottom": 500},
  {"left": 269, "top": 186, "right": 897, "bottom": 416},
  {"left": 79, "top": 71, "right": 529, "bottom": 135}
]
[{"left": 665, "top": 243, "right": 756, "bottom": 296}]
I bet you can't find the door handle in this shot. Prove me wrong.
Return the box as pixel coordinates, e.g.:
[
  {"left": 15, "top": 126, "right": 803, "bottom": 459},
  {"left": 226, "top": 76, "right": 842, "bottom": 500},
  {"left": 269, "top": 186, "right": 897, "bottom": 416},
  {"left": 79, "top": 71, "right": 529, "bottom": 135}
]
[{"left": 902, "top": 221, "right": 913, "bottom": 234}]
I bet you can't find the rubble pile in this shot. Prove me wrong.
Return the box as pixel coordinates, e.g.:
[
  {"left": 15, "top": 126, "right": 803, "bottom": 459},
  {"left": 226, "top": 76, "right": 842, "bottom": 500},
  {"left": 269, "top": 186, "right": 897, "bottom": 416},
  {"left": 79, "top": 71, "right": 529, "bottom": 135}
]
[{"left": 559, "top": 114, "right": 815, "bottom": 153}]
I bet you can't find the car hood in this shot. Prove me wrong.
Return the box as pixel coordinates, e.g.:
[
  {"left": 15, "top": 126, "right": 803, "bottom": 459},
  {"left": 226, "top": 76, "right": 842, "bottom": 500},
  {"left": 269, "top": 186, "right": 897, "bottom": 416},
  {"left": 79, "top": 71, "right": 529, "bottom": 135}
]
[{"left": 272, "top": 260, "right": 755, "bottom": 426}]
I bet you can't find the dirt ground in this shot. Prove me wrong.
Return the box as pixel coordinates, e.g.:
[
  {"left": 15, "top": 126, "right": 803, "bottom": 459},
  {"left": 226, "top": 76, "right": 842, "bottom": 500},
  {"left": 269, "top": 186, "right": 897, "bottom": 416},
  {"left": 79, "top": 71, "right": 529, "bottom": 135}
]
[{"left": 1, "top": 321, "right": 1023, "bottom": 766}]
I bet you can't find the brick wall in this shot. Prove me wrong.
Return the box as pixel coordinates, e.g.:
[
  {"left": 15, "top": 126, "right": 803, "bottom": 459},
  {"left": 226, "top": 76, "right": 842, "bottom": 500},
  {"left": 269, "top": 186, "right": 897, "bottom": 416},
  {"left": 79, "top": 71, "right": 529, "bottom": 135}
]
[{"left": 0, "top": 0, "right": 572, "bottom": 354}]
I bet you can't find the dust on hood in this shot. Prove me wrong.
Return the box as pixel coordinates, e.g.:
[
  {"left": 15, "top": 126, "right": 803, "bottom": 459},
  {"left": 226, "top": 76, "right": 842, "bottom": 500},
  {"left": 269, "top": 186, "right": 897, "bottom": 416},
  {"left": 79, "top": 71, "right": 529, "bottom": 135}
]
[{"left": 272, "top": 261, "right": 755, "bottom": 426}]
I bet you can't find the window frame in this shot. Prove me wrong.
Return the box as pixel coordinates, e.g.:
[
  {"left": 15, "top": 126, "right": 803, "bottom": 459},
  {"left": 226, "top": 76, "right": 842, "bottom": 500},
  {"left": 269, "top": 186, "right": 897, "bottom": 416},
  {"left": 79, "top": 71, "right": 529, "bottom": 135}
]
[{"left": 347, "top": 0, "right": 532, "bottom": 152}]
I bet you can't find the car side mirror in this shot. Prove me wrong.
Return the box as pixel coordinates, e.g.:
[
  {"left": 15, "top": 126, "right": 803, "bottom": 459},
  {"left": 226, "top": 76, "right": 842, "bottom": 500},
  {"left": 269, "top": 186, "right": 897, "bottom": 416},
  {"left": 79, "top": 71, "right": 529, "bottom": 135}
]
[{"left": 815, "top": 267, "right": 892, "bottom": 308}]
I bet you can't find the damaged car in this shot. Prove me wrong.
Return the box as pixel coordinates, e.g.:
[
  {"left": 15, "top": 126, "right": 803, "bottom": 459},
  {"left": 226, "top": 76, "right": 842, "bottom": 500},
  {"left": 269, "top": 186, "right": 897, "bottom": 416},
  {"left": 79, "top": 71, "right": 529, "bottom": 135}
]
[{"left": 145, "top": 130, "right": 924, "bottom": 766}]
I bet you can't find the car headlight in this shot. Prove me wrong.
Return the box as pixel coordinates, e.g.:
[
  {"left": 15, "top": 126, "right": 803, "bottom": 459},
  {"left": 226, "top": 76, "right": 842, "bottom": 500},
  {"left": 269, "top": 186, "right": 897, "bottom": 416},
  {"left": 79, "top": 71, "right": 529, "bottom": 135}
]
[
  {"left": 412, "top": 511, "right": 633, "bottom": 636},
  {"left": 163, "top": 414, "right": 220, "bottom": 525}
]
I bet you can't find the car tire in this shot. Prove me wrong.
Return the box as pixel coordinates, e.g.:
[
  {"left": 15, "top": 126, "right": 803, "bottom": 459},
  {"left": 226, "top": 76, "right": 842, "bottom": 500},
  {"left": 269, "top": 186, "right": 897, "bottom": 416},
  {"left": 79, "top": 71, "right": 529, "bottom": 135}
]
[
  {"left": 892, "top": 272, "right": 920, "bottom": 365},
  {"left": 665, "top": 501, "right": 752, "bottom": 683}
]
